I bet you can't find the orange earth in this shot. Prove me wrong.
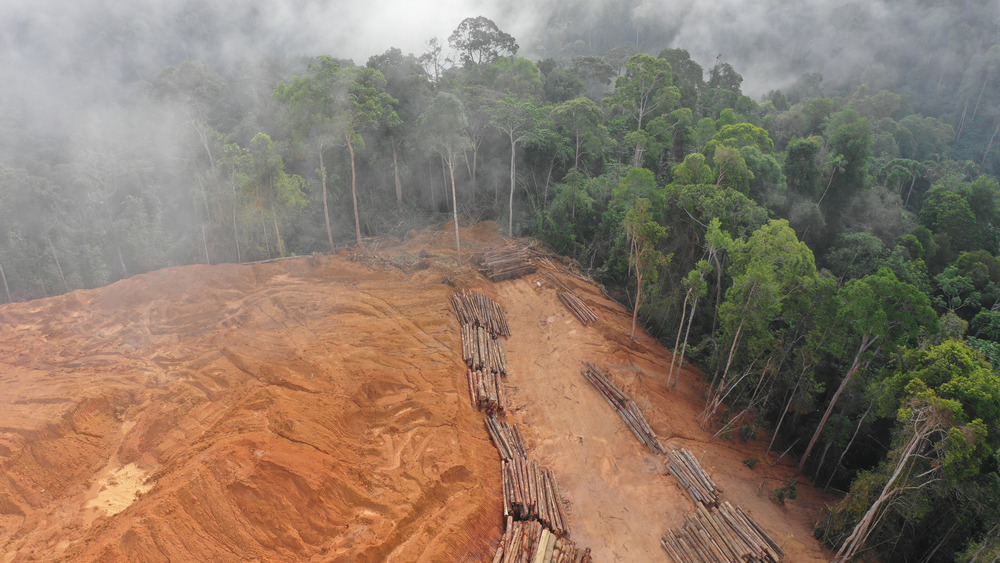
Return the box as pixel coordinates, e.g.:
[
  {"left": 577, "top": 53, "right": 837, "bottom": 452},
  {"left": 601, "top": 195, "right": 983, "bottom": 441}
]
[{"left": 0, "top": 222, "right": 837, "bottom": 562}]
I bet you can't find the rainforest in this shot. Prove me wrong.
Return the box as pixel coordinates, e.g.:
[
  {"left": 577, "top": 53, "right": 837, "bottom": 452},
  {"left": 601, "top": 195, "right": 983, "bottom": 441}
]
[{"left": 2, "top": 0, "right": 1000, "bottom": 561}]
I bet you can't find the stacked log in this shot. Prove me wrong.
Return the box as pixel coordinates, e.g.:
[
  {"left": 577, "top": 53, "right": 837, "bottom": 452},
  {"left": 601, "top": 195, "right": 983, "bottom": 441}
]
[
  {"left": 661, "top": 502, "right": 783, "bottom": 563},
  {"left": 461, "top": 323, "right": 508, "bottom": 376},
  {"left": 556, "top": 292, "right": 598, "bottom": 325},
  {"left": 502, "top": 454, "right": 569, "bottom": 535},
  {"left": 493, "top": 517, "right": 593, "bottom": 563},
  {"left": 452, "top": 290, "right": 511, "bottom": 338},
  {"left": 479, "top": 245, "right": 537, "bottom": 282},
  {"left": 486, "top": 415, "right": 527, "bottom": 461},
  {"left": 665, "top": 448, "right": 720, "bottom": 506},
  {"left": 580, "top": 362, "right": 666, "bottom": 455},
  {"left": 467, "top": 368, "right": 506, "bottom": 414}
]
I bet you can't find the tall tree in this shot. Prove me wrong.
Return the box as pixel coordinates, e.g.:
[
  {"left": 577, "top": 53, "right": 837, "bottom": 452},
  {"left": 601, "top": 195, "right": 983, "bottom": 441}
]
[
  {"left": 273, "top": 56, "right": 341, "bottom": 252},
  {"left": 489, "top": 94, "right": 541, "bottom": 235},
  {"left": 551, "top": 97, "right": 607, "bottom": 170},
  {"left": 608, "top": 54, "right": 678, "bottom": 167},
  {"left": 797, "top": 268, "right": 938, "bottom": 474},
  {"left": 624, "top": 197, "right": 668, "bottom": 343},
  {"left": 245, "top": 133, "right": 308, "bottom": 257},
  {"left": 333, "top": 65, "right": 400, "bottom": 246},
  {"left": 448, "top": 16, "right": 518, "bottom": 66},
  {"left": 418, "top": 93, "right": 472, "bottom": 265}
]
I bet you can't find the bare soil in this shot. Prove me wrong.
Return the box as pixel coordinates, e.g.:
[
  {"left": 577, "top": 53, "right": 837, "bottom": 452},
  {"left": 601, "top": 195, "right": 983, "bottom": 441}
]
[{"left": 0, "top": 221, "right": 835, "bottom": 561}]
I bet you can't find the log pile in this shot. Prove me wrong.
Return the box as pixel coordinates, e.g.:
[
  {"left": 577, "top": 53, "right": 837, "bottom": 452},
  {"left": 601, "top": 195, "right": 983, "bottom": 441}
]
[
  {"left": 452, "top": 290, "right": 511, "bottom": 338},
  {"left": 461, "top": 323, "right": 508, "bottom": 375},
  {"left": 661, "top": 502, "right": 784, "bottom": 563},
  {"left": 581, "top": 362, "right": 666, "bottom": 455},
  {"left": 666, "top": 448, "right": 720, "bottom": 506},
  {"left": 479, "top": 245, "right": 537, "bottom": 282},
  {"left": 557, "top": 292, "right": 598, "bottom": 326},
  {"left": 502, "top": 454, "right": 569, "bottom": 535},
  {"left": 492, "top": 517, "right": 593, "bottom": 563},
  {"left": 486, "top": 415, "right": 527, "bottom": 461},
  {"left": 467, "top": 368, "right": 506, "bottom": 415}
]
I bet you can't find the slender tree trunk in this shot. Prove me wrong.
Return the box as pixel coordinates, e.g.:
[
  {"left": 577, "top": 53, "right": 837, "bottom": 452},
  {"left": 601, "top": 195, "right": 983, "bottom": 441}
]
[
  {"left": 117, "top": 245, "right": 129, "bottom": 278},
  {"left": 630, "top": 255, "right": 643, "bottom": 343},
  {"left": 971, "top": 75, "right": 989, "bottom": 122},
  {"left": 798, "top": 335, "right": 877, "bottom": 475},
  {"left": 392, "top": 141, "right": 403, "bottom": 207},
  {"left": 0, "top": 261, "right": 11, "bottom": 303},
  {"left": 904, "top": 173, "right": 918, "bottom": 207},
  {"left": 812, "top": 441, "right": 832, "bottom": 482},
  {"left": 231, "top": 170, "right": 241, "bottom": 263},
  {"left": 834, "top": 413, "right": 936, "bottom": 562},
  {"left": 272, "top": 212, "right": 284, "bottom": 256},
  {"left": 675, "top": 298, "right": 699, "bottom": 388},
  {"left": 202, "top": 223, "right": 211, "bottom": 265},
  {"left": 347, "top": 133, "right": 362, "bottom": 247},
  {"left": 818, "top": 169, "right": 837, "bottom": 205},
  {"left": 824, "top": 402, "right": 874, "bottom": 490},
  {"left": 508, "top": 137, "right": 516, "bottom": 236},
  {"left": 670, "top": 289, "right": 691, "bottom": 387},
  {"left": 982, "top": 110, "right": 1000, "bottom": 168},
  {"left": 45, "top": 234, "right": 68, "bottom": 291},
  {"left": 956, "top": 100, "right": 969, "bottom": 142},
  {"left": 319, "top": 149, "right": 334, "bottom": 252},
  {"left": 768, "top": 363, "right": 807, "bottom": 455},
  {"left": 448, "top": 156, "right": 462, "bottom": 266}
]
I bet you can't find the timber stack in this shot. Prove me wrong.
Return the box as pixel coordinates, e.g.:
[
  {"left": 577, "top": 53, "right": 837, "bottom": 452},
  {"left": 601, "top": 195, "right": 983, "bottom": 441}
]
[
  {"left": 557, "top": 292, "right": 598, "bottom": 326},
  {"left": 665, "top": 448, "right": 720, "bottom": 506},
  {"left": 461, "top": 323, "right": 508, "bottom": 375},
  {"left": 452, "top": 290, "right": 511, "bottom": 338},
  {"left": 478, "top": 245, "right": 537, "bottom": 282},
  {"left": 486, "top": 415, "right": 527, "bottom": 461},
  {"left": 502, "top": 454, "right": 569, "bottom": 535},
  {"left": 467, "top": 368, "right": 506, "bottom": 414},
  {"left": 581, "top": 361, "right": 666, "bottom": 455},
  {"left": 661, "top": 501, "right": 783, "bottom": 563},
  {"left": 493, "top": 517, "right": 592, "bottom": 563}
]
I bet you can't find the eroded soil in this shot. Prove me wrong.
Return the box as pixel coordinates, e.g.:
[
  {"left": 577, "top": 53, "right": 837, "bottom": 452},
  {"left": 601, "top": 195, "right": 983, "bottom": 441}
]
[{"left": 0, "top": 222, "right": 835, "bottom": 561}]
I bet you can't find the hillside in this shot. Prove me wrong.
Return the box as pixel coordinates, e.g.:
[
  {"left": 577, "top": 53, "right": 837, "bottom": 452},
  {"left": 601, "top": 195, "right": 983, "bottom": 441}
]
[{"left": 0, "top": 222, "right": 834, "bottom": 561}]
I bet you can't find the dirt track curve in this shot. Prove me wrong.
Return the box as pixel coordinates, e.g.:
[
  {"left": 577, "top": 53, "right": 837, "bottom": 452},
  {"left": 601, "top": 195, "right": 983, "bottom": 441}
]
[{"left": 0, "top": 222, "right": 835, "bottom": 561}]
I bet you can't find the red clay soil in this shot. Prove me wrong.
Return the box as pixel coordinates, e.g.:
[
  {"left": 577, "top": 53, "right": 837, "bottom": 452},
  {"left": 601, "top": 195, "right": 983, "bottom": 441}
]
[{"left": 0, "top": 221, "right": 836, "bottom": 562}]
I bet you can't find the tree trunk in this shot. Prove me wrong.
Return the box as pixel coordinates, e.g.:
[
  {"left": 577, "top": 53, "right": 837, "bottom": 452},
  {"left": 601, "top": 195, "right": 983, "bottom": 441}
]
[
  {"left": 448, "top": 156, "right": 462, "bottom": 266},
  {"left": 767, "top": 363, "right": 807, "bottom": 455},
  {"left": 834, "top": 413, "right": 936, "bottom": 562},
  {"left": 320, "top": 149, "right": 334, "bottom": 252},
  {"left": 201, "top": 223, "right": 211, "bottom": 265},
  {"left": 46, "top": 234, "right": 69, "bottom": 291},
  {"left": 630, "top": 255, "right": 643, "bottom": 343},
  {"left": 392, "top": 141, "right": 403, "bottom": 207},
  {"left": 508, "top": 136, "right": 516, "bottom": 236},
  {"left": 231, "top": 169, "right": 241, "bottom": 263},
  {"left": 0, "top": 261, "right": 10, "bottom": 302},
  {"left": 117, "top": 245, "right": 129, "bottom": 278},
  {"left": 675, "top": 298, "right": 698, "bottom": 389},
  {"left": 272, "top": 212, "right": 284, "bottom": 256},
  {"left": 347, "top": 132, "right": 362, "bottom": 247},
  {"left": 670, "top": 289, "right": 691, "bottom": 387},
  {"left": 824, "top": 401, "right": 873, "bottom": 490},
  {"left": 982, "top": 110, "right": 1000, "bottom": 168},
  {"left": 798, "top": 335, "right": 877, "bottom": 475}
]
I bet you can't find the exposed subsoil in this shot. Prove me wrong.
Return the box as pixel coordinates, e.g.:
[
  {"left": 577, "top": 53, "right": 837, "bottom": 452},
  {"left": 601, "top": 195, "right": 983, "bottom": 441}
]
[{"left": 0, "top": 221, "right": 836, "bottom": 562}]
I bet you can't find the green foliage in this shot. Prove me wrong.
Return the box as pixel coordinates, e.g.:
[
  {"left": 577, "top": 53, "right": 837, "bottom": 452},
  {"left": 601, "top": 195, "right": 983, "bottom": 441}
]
[
  {"left": 771, "top": 478, "right": 798, "bottom": 504},
  {"left": 448, "top": 16, "right": 518, "bottom": 66}
]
